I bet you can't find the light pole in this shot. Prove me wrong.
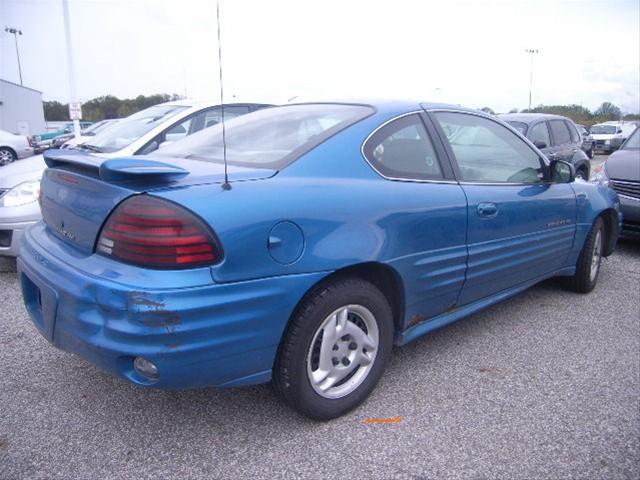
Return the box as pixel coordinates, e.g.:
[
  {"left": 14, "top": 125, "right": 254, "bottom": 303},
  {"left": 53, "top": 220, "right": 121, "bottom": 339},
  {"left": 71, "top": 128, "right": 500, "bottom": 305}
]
[
  {"left": 4, "top": 26, "right": 23, "bottom": 86},
  {"left": 525, "top": 48, "right": 538, "bottom": 111}
]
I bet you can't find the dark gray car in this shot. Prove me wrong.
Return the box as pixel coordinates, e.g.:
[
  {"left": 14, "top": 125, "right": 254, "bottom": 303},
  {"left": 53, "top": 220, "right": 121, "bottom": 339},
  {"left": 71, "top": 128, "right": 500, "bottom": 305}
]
[
  {"left": 601, "top": 127, "right": 640, "bottom": 237},
  {"left": 500, "top": 113, "right": 591, "bottom": 180}
]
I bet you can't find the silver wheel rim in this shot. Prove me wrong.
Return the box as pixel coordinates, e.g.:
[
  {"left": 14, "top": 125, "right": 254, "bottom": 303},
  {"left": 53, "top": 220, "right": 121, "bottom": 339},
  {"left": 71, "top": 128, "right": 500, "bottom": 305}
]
[
  {"left": 0, "top": 149, "right": 14, "bottom": 166},
  {"left": 306, "top": 304, "right": 379, "bottom": 399},
  {"left": 590, "top": 229, "right": 602, "bottom": 282}
]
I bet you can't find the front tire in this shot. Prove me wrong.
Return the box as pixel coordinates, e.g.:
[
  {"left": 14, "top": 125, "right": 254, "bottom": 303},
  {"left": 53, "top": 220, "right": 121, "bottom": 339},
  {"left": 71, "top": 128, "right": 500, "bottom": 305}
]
[
  {"left": 575, "top": 167, "right": 589, "bottom": 181},
  {"left": 273, "top": 278, "right": 393, "bottom": 420},
  {"left": 564, "top": 217, "right": 604, "bottom": 293}
]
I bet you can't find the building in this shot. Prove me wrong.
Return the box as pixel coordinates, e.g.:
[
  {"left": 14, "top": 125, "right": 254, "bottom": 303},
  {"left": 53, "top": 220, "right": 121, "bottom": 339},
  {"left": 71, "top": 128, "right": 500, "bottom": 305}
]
[{"left": 0, "top": 78, "right": 46, "bottom": 136}]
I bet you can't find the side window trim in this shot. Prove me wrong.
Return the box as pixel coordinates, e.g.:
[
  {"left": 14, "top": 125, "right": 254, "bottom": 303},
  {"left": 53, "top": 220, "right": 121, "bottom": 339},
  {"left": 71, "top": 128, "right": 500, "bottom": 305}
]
[
  {"left": 361, "top": 112, "right": 452, "bottom": 183},
  {"left": 427, "top": 109, "right": 550, "bottom": 185}
]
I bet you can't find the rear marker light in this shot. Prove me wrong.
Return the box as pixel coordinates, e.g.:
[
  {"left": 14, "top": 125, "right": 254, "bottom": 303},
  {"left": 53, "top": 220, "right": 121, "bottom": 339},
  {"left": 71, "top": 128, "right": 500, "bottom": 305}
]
[{"left": 96, "top": 195, "right": 221, "bottom": 269}]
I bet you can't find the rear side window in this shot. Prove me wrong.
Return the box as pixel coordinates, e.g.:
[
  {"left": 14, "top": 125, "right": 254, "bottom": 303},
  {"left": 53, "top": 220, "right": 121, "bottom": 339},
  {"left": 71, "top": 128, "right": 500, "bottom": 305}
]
[
  {"left": 549, "top": 120, "right": 571, "bottom": 145},
  {"left": 154, "top": 104, "right": 374, "bottom": 169},
  {"left": 529, "top": 122, "right": 551, "bottom": 147},
  {"left": 434, "top": 112, "right": 543, "bottom": 183},
  {"left": 565, "top": 121, "right": 580, "bottom": 143},
  {"left": 363, "top": 114, "right": 443, "bottom": 180}
]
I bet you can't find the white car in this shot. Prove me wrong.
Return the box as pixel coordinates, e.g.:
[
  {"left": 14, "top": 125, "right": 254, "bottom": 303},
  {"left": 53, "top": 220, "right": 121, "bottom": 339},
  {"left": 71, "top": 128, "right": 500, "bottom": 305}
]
[
  {"left": 0, "top": 129, "right": 35, "bottom": 166},
  {"left": 0, "top": 99, "right": 271, "bottom": 257},
  {"left": 590, "top": 121, "right": 638, "bottom": 154},
  {"left": 52, "top": 118, "right": 121, "bottom": 149}
]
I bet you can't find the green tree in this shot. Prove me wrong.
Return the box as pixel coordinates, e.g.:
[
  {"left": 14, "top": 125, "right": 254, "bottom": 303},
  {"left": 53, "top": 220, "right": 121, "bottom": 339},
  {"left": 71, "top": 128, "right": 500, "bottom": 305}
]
[
  {"left": 594, "top": 102, "right": 622, "bottom": 121},
  {"left": 480, "top": 107, "right": 495, "bottom": 115}
]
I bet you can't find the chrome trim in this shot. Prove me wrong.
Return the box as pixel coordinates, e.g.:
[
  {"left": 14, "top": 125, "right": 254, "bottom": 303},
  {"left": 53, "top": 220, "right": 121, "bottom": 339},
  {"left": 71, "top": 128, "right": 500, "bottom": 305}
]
[
  {"left": 360, "top": 110, "right": 457, "bottom": 184},
  {"left": 618, "top": 193, "right": 640, "bottom": 202}
]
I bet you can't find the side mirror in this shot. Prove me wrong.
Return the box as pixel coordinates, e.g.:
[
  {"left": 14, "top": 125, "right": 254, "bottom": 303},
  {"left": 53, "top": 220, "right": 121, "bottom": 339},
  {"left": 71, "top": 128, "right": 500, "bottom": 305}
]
[
  {"left": 550, "top": 159, "right": 575, "bottom": 183},
  {"left": 533, "top": 140, "right": 547, "bottom": 149},
  {"left": 616, "top": 129, "right": 623, "bottom": 134}
]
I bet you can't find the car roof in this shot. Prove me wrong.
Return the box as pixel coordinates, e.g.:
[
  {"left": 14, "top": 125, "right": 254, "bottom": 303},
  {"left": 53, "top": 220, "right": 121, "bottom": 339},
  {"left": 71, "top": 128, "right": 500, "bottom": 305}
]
[
  {"left": 287, "top": 98, "right": 482, "bottom": 118},
  {"left": 498, "top": 113, "right": 571, "bottom": 124},
  {"left": 160, "top": 98, "right": 273, "bottom": 110}
]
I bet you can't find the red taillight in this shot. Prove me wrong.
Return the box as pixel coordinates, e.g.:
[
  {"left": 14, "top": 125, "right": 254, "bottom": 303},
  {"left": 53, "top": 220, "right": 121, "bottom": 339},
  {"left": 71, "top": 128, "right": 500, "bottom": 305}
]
[{"left": 96, "top": 195, "right": 221, "bottom": 269}]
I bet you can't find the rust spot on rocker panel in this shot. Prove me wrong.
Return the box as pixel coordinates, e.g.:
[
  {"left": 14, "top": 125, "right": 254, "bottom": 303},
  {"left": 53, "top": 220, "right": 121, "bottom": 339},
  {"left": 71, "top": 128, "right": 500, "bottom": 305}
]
[
  {"left": 129, "top": 292, "right": 165, "bottom": 309},
  {"left": 408, "top": 313, "right": 426, "bottom": 327}
]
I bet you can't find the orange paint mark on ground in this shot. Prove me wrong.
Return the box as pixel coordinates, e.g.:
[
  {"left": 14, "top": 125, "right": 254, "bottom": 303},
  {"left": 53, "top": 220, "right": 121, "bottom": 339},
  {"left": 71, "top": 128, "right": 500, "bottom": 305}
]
[{"left": 365, "top": 416, "right": 402, "bottom": 424}]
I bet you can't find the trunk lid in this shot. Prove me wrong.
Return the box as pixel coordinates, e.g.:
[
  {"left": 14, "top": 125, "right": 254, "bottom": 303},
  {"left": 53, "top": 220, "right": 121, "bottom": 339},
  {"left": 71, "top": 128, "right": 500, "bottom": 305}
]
[{"left": 40, "top": 150, "right": 276, "bottom": 253}]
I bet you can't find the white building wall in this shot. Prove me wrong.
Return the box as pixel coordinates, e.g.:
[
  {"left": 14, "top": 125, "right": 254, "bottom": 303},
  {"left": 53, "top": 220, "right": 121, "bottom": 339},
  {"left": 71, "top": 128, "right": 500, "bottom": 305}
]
[{"left": 0, "top": 79, "right": 46, "bottom": 136}]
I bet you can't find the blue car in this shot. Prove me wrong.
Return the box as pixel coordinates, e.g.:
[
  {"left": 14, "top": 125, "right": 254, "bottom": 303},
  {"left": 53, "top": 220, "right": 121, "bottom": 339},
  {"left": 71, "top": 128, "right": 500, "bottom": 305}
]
[{"left": 18, "top": 101, "right": 621, "bottom": 420}]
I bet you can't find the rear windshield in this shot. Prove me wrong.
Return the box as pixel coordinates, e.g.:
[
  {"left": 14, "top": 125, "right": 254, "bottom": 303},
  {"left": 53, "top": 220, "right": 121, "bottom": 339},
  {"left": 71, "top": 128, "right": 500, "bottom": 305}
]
[
  {"left": 153, "top": 104, "right": 375, "bottom": 169},
  {"left": 505, "top": 121, "right": 528, "bottom": 135}
]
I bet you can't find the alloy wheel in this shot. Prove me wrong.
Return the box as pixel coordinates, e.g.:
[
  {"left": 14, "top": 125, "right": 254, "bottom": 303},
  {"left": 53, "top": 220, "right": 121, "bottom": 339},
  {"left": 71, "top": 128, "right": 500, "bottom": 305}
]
[{"left": 306, "top": 304, "right": 379, "bottom": 399}]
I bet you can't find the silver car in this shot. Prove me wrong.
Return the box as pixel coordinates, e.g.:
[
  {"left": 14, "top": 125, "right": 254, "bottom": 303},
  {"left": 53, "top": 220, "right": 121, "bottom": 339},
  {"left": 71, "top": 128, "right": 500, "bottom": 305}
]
[{"left": 0, "top": 129, "right": 34, "bottom": 166}]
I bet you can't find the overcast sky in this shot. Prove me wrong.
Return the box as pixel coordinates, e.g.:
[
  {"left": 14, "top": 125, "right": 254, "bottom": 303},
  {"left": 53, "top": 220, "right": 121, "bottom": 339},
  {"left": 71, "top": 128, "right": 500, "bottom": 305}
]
[{"left": 1, "top": 0, "right": 639, "bottom": 113}]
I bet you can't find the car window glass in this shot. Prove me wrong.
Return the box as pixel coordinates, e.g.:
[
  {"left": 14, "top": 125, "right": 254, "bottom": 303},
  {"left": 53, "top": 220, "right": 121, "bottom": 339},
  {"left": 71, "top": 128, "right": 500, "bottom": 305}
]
[
  {"left": 153, "top": 104, "right": 374, "bottom": 169},
  {"left": 434, "top": 112, "right": 543, "bottom": 183},
  {"left": 203, "top": 106, "right": 249, "bottom": 129},
  {"left": 362, "top": 114, "right": 443, "bottom": 180},
  {"left": 505, "top": 121, "right": 527, "bottom": 135},
  {"left": 622, "top": 128, "right": 639, "bottom": 149},
  {"left": 529, "top": 122, "right": 550, "bottom": 147},
  {"left": 165, "top": 117, "right": 193, "bottom": 142},
  {"left": 549, "top": 120, "right": 571, "bottom": 145},
  {"left": 565, "top": 121, "right": 579, "bottom": 143}
]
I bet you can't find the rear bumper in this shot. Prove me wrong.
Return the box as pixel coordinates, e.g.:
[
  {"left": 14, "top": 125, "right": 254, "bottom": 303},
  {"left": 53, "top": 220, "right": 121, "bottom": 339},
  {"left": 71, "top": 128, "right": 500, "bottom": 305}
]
[{"left": 18, "top": 223, "right": 328, "bottom": 389}]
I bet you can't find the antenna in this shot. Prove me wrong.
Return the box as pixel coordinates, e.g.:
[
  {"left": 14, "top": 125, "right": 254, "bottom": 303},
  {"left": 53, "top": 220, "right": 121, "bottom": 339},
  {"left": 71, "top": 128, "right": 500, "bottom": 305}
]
[{"left": 216, "top": 0, "right": 231, "bottom": 190}]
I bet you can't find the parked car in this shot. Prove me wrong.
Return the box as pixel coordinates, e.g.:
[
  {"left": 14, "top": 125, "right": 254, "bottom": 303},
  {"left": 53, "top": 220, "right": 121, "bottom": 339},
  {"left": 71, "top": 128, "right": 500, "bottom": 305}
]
[
  {"left": 18, "top": 101, "right": 621, "bottom": 420},
  {"left": 499, "top": 113, "right": 591, "bottom": 180},
  {"left": 590, "top": 121, "right": 637, "bottom": 154},
  {"left": 0, "top": 100, "right": 269, "bottom": 257},
  {"left": 592, "top": 127, "right": 640, "bottom": 237},
  {"left": 575, "top": 124, "right": 594, "bottom": 159},
  {"left": 32, "top": 121, "right": 94, "bottom": 152},
  {"left": 0, "top": 129, "right": 34, "bottom": 166},
  {"left": 51, "top": 119, "right": 120, "bottom": 149}
]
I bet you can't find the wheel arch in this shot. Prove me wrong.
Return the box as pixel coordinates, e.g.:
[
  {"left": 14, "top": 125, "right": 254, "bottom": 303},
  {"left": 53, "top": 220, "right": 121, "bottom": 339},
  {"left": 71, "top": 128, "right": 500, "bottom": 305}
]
[
  {"left": 277, "top": 262, "right": 406, "bottom": 361},
  {"left": 0, "top": 145, "right": 17, "bottom": 158}
]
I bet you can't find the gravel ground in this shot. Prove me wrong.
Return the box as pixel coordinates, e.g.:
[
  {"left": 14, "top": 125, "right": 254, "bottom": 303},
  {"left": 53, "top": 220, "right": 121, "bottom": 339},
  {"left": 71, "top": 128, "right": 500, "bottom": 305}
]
[{"left": 0, "top": 237, "right": 638, "bottom": 479}]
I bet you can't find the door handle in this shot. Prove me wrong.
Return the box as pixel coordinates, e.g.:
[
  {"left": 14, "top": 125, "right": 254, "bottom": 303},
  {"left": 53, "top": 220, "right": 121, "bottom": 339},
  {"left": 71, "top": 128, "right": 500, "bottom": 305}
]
[{"left": 477, "top": 202, "right": 498, "bottom": 218}]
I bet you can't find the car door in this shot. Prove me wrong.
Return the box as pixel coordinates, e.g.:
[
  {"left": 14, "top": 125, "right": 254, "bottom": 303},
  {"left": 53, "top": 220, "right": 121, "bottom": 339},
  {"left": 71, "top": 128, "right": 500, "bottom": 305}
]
[
  {"left": 362, "top": 113, "right": 468, "bottom": 321},
  {"left": 431, "top": 111, "right": 577, "bottom": 305}
]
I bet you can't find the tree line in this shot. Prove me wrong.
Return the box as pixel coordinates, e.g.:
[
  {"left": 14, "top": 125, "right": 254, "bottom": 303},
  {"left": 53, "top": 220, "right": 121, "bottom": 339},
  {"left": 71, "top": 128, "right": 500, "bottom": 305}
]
[
  {"left": 45, "top": 95, "right": 639, "bottom": 127},
  {"left": 481, "top": 102, "right": 640, "bottom": 126},
  {"left": 43, "top": 94, "right": 182, "bottom": 122}
]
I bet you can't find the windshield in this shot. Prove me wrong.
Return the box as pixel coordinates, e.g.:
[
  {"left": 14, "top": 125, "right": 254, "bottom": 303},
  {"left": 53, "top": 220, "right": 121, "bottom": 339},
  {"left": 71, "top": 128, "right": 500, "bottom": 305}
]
[
  {"left": 622, "top": 128, "right": 639, "bottom": 149},
  {"left": 505, "top": 121, "right": 528, "bottom": 135},
  {"left": 590, "top": 125, "right": 618, "bottom": 135},
  {"left": 153, "top": 104, "right": 375, "bottom": 169},
  {"left": 80, "top": 104, "right": 189, "bottom": 153}
]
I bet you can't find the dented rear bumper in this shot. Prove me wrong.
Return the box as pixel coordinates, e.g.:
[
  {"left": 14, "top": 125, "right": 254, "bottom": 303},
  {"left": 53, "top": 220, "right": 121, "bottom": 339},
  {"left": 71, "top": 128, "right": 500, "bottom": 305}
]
[{"left": 18, "top": 222, "right": 327, "bottom": 389}]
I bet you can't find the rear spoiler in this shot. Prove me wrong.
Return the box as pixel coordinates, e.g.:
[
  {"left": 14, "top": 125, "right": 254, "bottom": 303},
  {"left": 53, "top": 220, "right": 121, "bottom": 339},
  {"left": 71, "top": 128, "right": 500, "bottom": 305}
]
[{"left": 44, "top": 149, "right": 189, "bottom": 182}]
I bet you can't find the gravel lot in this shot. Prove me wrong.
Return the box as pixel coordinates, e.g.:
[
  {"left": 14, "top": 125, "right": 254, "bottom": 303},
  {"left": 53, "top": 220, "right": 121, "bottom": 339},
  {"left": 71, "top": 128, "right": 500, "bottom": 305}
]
[{"left": 0, "top": 162, "right": 638, "bottom": 479}]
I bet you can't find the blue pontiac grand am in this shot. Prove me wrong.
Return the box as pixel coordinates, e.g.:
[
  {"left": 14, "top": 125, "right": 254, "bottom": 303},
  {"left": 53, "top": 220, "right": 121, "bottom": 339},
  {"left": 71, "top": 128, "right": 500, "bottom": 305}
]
[{"left": 18, "top": 101, "right": 621, "bottom": 420}]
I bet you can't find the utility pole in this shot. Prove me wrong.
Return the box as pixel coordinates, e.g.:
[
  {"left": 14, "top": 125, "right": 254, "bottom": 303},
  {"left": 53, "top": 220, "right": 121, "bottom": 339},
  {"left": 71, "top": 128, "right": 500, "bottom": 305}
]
[
  {"left": 4, "top": 26, "right": 23, "bottom": 86},
  {"left": 62, "top": 0, "right": 81, "bottom": 138},
  {"left": 525, "top": 49, "right": 538, "bottom": 111}
]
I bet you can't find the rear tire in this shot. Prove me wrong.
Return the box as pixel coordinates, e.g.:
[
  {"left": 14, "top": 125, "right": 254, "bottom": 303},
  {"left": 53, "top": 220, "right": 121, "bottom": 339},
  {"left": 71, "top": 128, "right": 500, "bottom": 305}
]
[
  {"left": 273, "top": 277, "right": 393, "bottom": 420},
  {"left": 563, "top": 217, "right": 604, "bottom": 293},
  {"left": 0, "top": 147, "right": 17, "bottom": 166}
]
